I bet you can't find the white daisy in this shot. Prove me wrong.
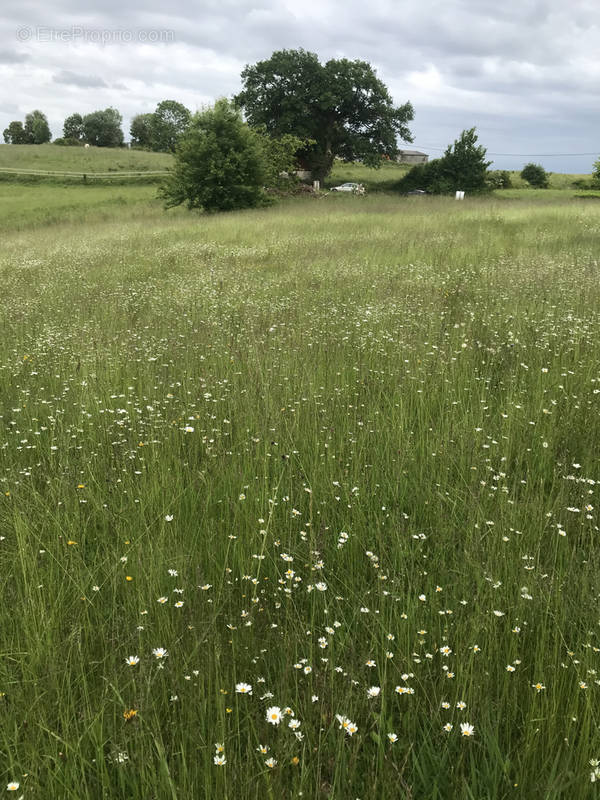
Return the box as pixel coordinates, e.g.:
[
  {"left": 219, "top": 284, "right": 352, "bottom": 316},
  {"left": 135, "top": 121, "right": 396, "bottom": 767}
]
[{"left": 266, "top": 706, "right": 282, "bottom": 725}]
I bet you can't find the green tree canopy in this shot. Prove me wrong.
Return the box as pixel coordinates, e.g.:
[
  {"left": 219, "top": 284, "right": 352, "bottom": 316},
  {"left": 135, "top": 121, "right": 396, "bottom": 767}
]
[
  {"left": 520, "top": 162, "right": 549, "bottom": 188},
  {"left": 160, "top": 99, "right": 268, "bottom": 213},
  {"left": 486, "top": 169, "right": 512, "bottom": 189},
  {"left": 3, "top": 121, "right": 28, "bottom": 144},
  {"left": 63, "top": 113, "right": 84, "bottom": 141},
  {"left": 24, "top": 110, "right": 51, "bottom": 143},
  {"left": 250, "top": 127, "right": 311, "bottom": 185},
  {"left": 151, "top": 100, "right": 191, "bottom": 152},
  {"left": 130, "top": 113, "right": 155, "bottom": 149},
  {"left": 82, "top": 108, "right": 124, "bottom": 147},
  {"left": 235, "top": 49, "right": 414, "bottom": 181},
  {"left": 439, "top": 127, "right": 491, "bottom": 191}
]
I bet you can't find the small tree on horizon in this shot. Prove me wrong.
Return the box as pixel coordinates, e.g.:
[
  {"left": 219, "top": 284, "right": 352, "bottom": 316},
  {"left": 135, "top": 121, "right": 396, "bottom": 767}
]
[
  {"left": 63, "top": 113, "right": 84, "bottom": 141},
  {"left": 4, "top": 112, "right": 51, "bottom": 144},
  {"left": 130, "top": 113, "right": 155, "bottom": 149},
  {"left": 3, "top": 121, "right": 28, "bottom": 144},
  {"left": 151, "top": 100, "right": 191, "bottom": 152},
  {"left": 520, "top": 163, "right": 549, "bottom": 188},
  {"left": 82, "top": 108, "right": 124, "bottom": 147},
  {"left": 24, "top": 110, "right": 52, "bottom": 143}
]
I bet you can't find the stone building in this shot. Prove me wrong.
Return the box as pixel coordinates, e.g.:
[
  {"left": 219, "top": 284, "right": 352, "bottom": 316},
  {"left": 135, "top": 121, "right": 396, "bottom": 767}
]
[{"left": 396, "top": 150, "right": 429, "bottom": 165}]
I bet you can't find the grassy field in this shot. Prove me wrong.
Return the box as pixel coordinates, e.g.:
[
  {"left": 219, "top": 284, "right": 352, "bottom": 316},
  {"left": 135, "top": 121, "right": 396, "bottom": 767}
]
[
  {"left": 0, "top": 183, "right": 167, "bottom": 232},
  {"left": 0, "top": 144, "right": 173, "bottom": 174},
  {"left": 1, "top": 185, "right": 600, "bottom": 799}
]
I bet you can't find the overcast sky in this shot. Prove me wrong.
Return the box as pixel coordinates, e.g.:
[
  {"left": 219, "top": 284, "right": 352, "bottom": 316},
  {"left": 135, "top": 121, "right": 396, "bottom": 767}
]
[{"left": 1, "top": 0, "right": 599, "bottom": 172}]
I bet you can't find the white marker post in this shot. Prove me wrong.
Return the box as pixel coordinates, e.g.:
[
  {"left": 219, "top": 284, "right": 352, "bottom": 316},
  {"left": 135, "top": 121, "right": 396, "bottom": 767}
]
[{"left": 455, "top": 190, "right": 465, "bottom": 200}]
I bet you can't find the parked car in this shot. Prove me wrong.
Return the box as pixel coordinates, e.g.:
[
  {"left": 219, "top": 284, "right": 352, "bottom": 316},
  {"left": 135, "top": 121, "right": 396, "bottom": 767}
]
[
  {"left": 406, "top": 189, "right": 427, "bottom": 196},
  {"left": 330, "top": 182, "right": 365, "bottom": 194}
]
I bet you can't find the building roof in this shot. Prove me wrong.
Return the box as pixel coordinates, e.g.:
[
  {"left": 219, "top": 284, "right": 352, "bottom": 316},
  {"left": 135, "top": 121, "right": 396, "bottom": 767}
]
[{"left": 398, "top": 149, "right": 428, "bottom": 156}]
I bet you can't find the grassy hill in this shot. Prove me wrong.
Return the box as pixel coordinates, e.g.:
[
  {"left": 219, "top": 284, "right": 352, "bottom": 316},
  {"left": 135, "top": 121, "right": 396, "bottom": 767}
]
[
  {"left": 0, "top": 143, "right": 172, "bottom": 181},
  {"left": 0, "top": 148, "right": 407, "bottom": 189}
]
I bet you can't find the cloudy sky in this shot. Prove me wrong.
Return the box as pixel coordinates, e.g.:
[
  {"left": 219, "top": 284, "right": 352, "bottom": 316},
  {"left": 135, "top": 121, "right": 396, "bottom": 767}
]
[{"left": 1, "top": 0, "right": 599, "bottom": 172}]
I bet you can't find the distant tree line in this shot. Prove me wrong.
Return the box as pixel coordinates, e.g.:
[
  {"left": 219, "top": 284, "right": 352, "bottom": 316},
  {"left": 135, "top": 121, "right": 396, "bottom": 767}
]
[
  {"left": 54, "top": 108, "right": 125, "bottom": 147},
  {"left": 2, "top": 100, "right": 193, "bottom": 151},
  {"left": 3, "top": 111, "right": 51, "bottom": 144},
  {"left": 130, "top": 101, "right": 191, "bottom": 152}
]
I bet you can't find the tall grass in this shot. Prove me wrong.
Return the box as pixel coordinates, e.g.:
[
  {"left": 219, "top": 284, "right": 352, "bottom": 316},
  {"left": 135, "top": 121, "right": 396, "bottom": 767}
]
[
  {"left": 0, "top": 184, "right": 165, "bottom": 232},
  {"left": 0, "top": 144, "right": 173, "bottom": 174},
  {"left": 1, "top": 192, "right": 599, "bottom": 798}
]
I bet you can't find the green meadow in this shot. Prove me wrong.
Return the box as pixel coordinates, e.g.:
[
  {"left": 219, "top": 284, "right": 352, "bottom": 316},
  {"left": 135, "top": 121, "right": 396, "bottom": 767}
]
[
  {"left": 0, "top": 144, "right": 173, "bottom": 176},
  {"left": 1, "top": 172, "right": 600, "bottom": 798}
]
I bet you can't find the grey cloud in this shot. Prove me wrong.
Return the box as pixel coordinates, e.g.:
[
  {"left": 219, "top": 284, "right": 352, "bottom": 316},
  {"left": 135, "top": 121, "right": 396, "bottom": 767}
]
[
  {"left": 1, "top": 102, "right": 20, "bottom": 115},
  {"left": 53, "top": 70, "right": 108, "bottom": 87},
  {"left": 0, "top": 48, "right": 29, "bottom": 63}
]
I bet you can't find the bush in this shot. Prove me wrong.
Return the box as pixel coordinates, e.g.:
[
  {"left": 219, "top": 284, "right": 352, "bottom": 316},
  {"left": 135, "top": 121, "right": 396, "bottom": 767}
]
[
  {"left": 520, "top": 163, "right": 549, "bottom": 188},
  {"left": 160, "top": 99, "right": 268, "bottom": 213},
  {"left": 53, "top": 137, "right": 84, "bottom": 147},
  {"left": 486, "top": 170, "right": 512, "bottom": 189},
  {"left": 572, "top": 178, "right": 599, "bottom": 190},
  {"left": 396, "top": 160, "right": 442, "bottom": 193}
]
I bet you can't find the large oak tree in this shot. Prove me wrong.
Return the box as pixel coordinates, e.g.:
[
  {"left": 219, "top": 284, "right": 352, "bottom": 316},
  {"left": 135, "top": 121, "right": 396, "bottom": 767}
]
[{"left": 235, "top": 49, "right": 414, "bottom": 181}]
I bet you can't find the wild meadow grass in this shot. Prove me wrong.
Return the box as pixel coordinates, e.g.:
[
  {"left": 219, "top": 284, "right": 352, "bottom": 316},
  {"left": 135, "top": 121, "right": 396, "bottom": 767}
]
[
  {"left": 1, "top": 190, "right": 600, "bottom": 798},
  {"left": 0, "top": 183, "right": 164, "bottom": 233},
  {"left": 0, "top": 144, "right": 173, "bottom": 175}
]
